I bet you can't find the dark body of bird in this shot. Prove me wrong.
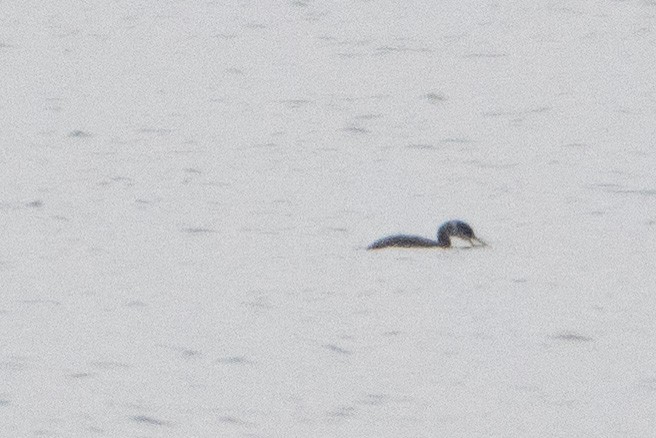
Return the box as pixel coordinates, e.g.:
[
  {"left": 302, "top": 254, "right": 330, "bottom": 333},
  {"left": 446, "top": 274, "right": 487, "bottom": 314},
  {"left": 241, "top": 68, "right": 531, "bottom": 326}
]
[{"left": 368, "top": 220, "right": 484, "bottom": 250}]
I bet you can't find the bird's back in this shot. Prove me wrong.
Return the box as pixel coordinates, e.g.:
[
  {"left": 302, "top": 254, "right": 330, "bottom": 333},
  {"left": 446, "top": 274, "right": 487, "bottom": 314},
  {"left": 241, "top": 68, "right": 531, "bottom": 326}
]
[{"left": 367, "top": 234, "right": 440, "bottom": 250}]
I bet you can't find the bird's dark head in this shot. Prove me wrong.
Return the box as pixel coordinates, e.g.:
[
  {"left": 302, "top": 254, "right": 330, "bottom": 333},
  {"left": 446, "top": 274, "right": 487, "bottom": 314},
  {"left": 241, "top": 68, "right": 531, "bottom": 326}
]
[
  {"left": 442, "top": 220, "right": 475, "bottom": 238},
  {"left": 437, "top": 220, "right": 485, "bottom": 246}
]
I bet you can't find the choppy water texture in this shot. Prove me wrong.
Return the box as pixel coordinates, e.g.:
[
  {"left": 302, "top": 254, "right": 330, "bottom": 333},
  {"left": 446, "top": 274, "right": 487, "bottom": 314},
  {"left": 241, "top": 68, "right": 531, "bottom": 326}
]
[{"left": 1, "top": 1, "right": 656, "bottom": 436}]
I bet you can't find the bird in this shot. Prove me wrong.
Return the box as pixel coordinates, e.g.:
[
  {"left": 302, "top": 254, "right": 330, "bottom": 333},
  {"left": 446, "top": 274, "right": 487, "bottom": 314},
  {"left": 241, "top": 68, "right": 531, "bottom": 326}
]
[{"left": 367, "top": 220, "right": 485, "bottom": 250}]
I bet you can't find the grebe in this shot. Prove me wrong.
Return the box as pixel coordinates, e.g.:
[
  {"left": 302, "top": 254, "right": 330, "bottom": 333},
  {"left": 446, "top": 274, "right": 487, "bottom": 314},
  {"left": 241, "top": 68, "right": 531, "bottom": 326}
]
[{"left": 368, "top": 220, "right": 485, "bottom": 250}]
